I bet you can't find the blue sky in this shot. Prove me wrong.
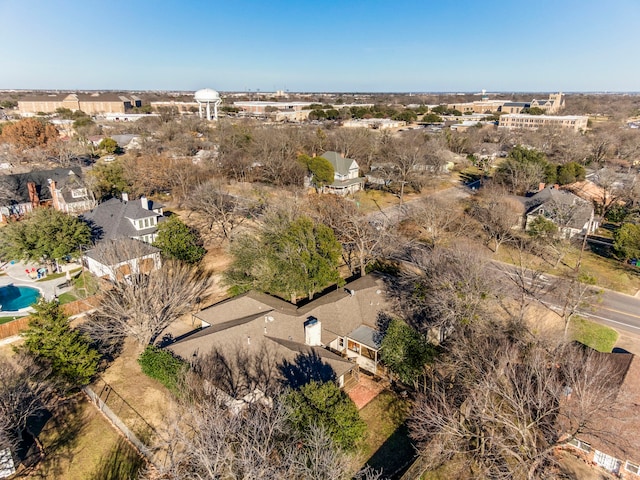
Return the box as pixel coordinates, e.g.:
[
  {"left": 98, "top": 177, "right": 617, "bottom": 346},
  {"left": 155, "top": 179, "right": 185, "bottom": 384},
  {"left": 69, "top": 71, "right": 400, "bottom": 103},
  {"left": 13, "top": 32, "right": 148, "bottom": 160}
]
[{"left": 0, "top": 0, "right": 636, "bottom": 92}]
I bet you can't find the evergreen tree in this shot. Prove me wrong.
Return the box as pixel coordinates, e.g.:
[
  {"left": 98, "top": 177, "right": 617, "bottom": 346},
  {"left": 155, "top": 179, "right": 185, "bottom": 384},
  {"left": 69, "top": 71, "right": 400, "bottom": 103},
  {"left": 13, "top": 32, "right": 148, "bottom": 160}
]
[
  {"left": 20, "top": 300, "right": 99, "bottom": 387},
  {"left": 286, "top": 380, "right": 366, "bottom": 451},
  {"left": 380, "top": 318, "right": 436, "bottom": 387},
  {"left": 153, "top": 216, "right": 206, "bottom": 264},
  {"left": 0, "top": 208, "right": 91, "bottom": 267}
]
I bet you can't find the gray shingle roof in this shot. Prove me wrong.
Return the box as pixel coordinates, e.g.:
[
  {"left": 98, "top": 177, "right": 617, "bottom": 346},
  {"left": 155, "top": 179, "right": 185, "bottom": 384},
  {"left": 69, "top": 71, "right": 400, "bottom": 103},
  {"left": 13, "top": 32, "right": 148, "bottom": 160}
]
[
  {"left": 2, "top": 167, "right": 84, "bottom": 204},
  {"left": 526, "top": 187, "right": 593, "bottom": 230},
  {"left": 168, "top": 275, "right": 390, "bottom": 381},
  {"left": 320, "top": 151, "right": 358, "bottom": 176},
  {"left": 81, "top": 197, "right": 163, "bottom": 241}
]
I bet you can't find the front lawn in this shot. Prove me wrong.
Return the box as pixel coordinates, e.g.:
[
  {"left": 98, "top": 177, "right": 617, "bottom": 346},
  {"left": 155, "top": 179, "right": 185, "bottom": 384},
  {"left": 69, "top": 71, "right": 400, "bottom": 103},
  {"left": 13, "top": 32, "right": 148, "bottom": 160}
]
[
  {"left": 570, "top": 316, "right": 618, "bottom": 352},
  {"left": 493, "top": 244, "right": 640, "bottom": 295},
  {"left": 355, "top": 390, "right": 415, "bottom": 478}
]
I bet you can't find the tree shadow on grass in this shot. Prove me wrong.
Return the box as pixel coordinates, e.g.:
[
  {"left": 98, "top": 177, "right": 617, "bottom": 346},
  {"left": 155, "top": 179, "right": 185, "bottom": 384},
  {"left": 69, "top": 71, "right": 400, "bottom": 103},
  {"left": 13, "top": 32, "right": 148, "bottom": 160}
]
[
  {"left": 88, "top": 437, "right": 145, "bottom": 480},
  {"left": 24, "top": 397, "right": 86, "bottom": 479},
  {"left": 364, "top": 422, "right": 416, "bottom": 479}
]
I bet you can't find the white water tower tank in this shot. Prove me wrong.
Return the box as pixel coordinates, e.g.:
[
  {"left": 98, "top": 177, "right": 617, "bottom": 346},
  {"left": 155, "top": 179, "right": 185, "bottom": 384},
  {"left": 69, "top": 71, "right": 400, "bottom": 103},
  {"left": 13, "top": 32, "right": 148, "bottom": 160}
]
[{"left": 194, "top": 88, "right": 222, "bottom": 121}]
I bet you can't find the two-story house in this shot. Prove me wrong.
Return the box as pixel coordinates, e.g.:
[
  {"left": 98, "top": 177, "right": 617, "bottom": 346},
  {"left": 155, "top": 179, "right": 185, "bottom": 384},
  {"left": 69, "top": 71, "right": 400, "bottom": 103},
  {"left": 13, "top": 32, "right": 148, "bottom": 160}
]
[
  {"left": 81, "top": 194, "right": 164, "bottom": 244},
  {"left": 81, "top": 195, "right": 164, "bottom": 279},
  {"left": 524, "top": 186, "right": 598, "bottom": 239},
  {"left": 319, "top": 151, "right": 365, "bottom": 195},
  {"left": 0, "top": 167, "right": 95, "bottom": 222}
]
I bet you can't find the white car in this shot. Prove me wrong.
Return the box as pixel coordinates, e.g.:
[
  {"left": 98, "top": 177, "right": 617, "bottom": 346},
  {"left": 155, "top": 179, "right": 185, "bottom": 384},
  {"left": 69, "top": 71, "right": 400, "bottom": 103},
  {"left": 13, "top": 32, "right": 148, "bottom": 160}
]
[{"left": 102, "top": 156, "right": 116, "bottom": 162}]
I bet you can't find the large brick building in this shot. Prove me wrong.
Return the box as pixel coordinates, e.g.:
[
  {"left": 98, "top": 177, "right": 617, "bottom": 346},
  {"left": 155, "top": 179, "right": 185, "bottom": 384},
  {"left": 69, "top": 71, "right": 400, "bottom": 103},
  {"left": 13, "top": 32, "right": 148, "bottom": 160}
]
[{"left": 18, "top": 93, "right": 142, "bottom": 116}]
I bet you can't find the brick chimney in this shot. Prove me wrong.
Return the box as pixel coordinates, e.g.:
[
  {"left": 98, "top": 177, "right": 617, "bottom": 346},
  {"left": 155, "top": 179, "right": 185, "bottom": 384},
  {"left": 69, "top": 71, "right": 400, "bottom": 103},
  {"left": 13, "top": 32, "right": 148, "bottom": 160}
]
[
  {"left": 49, "top": 180, "right": 60, "bottom": 210},
  {"left": 27, "top": 182, "right": 39, "bottom": 208},
  {"left": 538, "top": 182, "right": 546, "bottom": 191}
]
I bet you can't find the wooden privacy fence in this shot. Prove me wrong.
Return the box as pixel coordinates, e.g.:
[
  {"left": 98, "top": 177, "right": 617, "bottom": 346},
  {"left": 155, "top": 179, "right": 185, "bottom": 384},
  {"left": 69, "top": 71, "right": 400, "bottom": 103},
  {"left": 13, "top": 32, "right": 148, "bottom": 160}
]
[
  {"left": 0, "top": 316, "right": 30, "bottom": 339},
  {"left": 0, "top": 295, "right": 100, "bottom": 340}
]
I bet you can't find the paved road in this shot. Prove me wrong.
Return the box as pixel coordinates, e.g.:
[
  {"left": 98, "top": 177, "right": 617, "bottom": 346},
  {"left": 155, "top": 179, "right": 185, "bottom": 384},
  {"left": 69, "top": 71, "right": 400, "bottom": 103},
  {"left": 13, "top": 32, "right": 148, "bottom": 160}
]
[
  {"left": 369, "top": 187, "right": 640, "bottom": 336},
  {"left": 585, "top": 291, "right": 640, "bottom": 333},
  {"left": 493, "top": 262, "right": 640, "bottom": 334}
]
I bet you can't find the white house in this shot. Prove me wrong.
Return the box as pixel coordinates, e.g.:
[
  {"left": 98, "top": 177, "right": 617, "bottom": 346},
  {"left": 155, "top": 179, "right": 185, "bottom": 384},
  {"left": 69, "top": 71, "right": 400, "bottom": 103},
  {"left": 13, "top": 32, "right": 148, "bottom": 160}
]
[
  {"left": 84, "top": 238, "right": 161, "bottom": 281},
  {"left": 319, "top": 151, "right": 365, "bottom": 195}
]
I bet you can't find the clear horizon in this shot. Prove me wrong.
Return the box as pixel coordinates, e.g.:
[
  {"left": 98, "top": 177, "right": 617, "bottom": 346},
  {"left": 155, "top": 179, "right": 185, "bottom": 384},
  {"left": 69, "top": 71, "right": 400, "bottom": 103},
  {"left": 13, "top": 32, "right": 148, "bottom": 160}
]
[{"left": 1, "top": 0, "right": 637, "bottom": 92}]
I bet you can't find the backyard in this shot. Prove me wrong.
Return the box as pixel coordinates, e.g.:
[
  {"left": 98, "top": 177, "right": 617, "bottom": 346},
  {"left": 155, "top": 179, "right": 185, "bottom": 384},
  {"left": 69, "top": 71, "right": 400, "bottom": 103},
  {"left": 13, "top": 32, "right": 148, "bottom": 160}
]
[
  {"left": 22, "top": 395, "right": 144, "bottom": 480},
  {"left": 355, "top": 390, "right": 415, "bottom": 478}
]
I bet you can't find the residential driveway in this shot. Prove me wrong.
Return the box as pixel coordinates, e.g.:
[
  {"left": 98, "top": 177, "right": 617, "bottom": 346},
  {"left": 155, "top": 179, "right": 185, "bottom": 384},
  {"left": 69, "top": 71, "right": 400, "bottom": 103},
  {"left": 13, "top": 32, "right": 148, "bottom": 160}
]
[{"left": 0, "top": 260, "right": 78, "bottom": 316}]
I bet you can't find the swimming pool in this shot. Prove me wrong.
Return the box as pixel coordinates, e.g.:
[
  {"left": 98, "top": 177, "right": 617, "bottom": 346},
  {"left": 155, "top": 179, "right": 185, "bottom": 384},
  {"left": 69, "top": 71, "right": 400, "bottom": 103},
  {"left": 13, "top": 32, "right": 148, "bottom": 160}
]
[{"left": 0, "top": 285, "right": 40, "bottom": 311}]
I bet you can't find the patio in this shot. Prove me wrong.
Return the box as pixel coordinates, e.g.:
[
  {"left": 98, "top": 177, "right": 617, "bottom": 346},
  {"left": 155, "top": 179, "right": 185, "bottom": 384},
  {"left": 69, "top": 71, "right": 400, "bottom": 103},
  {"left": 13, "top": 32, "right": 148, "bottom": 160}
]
[{"left": 346, "top": 374, "right": 386, "bottom": 410}]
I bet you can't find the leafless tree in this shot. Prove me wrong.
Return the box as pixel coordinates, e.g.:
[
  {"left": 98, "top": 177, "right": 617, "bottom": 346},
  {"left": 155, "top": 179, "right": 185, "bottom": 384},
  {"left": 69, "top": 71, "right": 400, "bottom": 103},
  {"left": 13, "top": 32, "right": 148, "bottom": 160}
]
[
  {"left": 386, "top": 245, "right": 497, "bottom": 337},
  {"left": 326, "top": 127, "right": 379, "bottom": 172},
  {"left": 87, "top": 259, "right": 213, "bottom": 347},
  {"left": 309, "top": 195, "right": 389, "bottom": 276},
  {"left": 546, "top": 271, "right": 601, "bottom": 340},
  {"left": 468, "top": 188, "right": 524, "bottom": 253},
  {"left": 592, "top": 166, "right": 634, "bottom": 218},
  {"left": 144, "top": 379, "right": 352, "bottom": 480},
  {"left": 410, "top": 337, "right": 625, "bottom": 480},
  {"left": 497, "top": 239, "right": 553, "bottom": 324},
  {"left": 249, "top": 127, "right": 306, "bottom": 186},
  {"left": 0, "top": 354, "right": 52, "bottom": 452},
  {"left": 379, "top": 132, "right": 436, "bottom": 205},
  {"left": 186, "top": 180, "right": 258, "bottom": 240},
  {"left": 404, "top": 196, "right": 472, "bottom": 246}
]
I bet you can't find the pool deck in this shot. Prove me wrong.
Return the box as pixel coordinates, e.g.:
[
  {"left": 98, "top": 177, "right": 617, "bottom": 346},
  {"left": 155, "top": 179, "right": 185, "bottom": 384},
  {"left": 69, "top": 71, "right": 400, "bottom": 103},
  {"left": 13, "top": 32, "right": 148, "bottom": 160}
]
[{"left": 0, "top": 260, "right": 78, "bottom": 316}]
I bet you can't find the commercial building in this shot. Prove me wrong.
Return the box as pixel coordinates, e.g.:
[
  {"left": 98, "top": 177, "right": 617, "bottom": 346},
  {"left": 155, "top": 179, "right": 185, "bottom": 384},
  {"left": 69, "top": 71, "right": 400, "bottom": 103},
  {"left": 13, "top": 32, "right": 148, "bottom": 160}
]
[
  {"left": 233, "top": 101, "right": 314, "bottom": 114},
  {"left": 18, "top": 93, "right": 142, "bottom": 116},
  {"left": 342, "top": 118, "right": 405, "bottom": 129},
  {"left": 499, "top": 114, "right": 588, "bottom": 131}
]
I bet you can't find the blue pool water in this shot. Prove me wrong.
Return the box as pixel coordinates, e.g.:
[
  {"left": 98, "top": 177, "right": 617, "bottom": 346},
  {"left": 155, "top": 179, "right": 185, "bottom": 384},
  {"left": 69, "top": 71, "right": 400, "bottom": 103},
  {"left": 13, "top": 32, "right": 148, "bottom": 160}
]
[{"left": 0, "top": 285, "right": 40, "bottom": 311}]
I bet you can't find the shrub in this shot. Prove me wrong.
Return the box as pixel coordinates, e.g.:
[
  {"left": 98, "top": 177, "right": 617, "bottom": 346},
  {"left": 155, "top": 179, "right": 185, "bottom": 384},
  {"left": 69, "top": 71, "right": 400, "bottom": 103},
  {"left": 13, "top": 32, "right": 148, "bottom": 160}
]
[{"left": 138, "top": 345, "right": 187, "bottom": 392}]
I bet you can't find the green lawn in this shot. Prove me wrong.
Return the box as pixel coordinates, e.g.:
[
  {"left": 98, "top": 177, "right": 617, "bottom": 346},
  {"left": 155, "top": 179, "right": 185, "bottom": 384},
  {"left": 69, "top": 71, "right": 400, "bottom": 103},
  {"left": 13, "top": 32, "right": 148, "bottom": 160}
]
[
  {"left": 0, "top": 315, "right": 25, "bottom": 325},
  {"left": 72, "top": 271, "right": 99, "bottom": 297},
  {"left": 57, "top": 292, "right": 78, "bottom": 304},
  {"left": 355, "top": 390, "right": 415, "bottom": 478},
  {"left": 36, "top": 268, "right": 82, "bottom": 282},
  {"left": 570, "top": 316, "right": 618, "bottom": 352}
]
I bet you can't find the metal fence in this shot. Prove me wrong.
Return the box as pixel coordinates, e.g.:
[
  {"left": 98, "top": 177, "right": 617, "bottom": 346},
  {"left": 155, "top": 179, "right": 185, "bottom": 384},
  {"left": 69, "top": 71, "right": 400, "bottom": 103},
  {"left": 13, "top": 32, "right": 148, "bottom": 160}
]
[{"left": 83, "top": 382, "right": 159, "bottom": 468}]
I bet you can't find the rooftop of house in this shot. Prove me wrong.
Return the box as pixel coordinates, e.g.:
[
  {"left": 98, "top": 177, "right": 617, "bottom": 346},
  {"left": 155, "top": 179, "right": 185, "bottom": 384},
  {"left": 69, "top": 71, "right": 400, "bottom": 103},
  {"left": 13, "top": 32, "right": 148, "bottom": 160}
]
[
  {"left": 569, "top": 351, "right": 640, "bottom": 463},
  {"left": 168, "top": 274, "right": 390, "bottom": 386},
  {"left": 1, "top": 167, "right": 85, "bottom": 205},
  {"left": 320, "top": 151, "right": 359, "bottom": 176},
  {"left": 526, "top": 186, "right": 593, "bottom": 229},
  {"left": 81, "top": 196, "right": 163, "bottom": 241}
]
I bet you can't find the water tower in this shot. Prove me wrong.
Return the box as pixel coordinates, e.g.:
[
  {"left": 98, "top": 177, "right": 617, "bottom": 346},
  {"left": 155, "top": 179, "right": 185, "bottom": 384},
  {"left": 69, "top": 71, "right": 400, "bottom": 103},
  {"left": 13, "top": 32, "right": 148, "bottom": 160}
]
[{"left": 194, "top": 88, "right": 221, "bottom": 121}]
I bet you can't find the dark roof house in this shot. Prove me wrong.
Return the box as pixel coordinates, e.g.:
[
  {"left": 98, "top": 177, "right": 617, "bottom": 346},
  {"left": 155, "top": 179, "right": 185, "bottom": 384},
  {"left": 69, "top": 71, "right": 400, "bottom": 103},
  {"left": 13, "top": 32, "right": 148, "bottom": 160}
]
[
  {"left": 0, "top": 167, "right": 94, "bottom": 221},
  {"left": 168, "top": 274, "right": 391, "bottom": 391},
  {"left": 524, "top": 186, "right": 597, "bottom": 238},
  {"left": 81, "top": 195, "right": 164, "bottom": 244}
]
